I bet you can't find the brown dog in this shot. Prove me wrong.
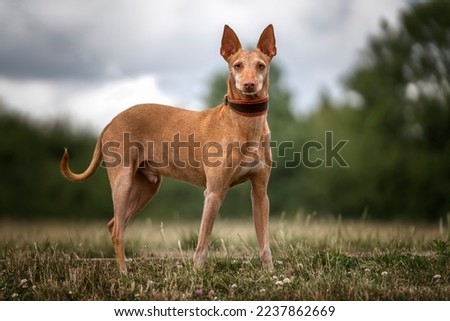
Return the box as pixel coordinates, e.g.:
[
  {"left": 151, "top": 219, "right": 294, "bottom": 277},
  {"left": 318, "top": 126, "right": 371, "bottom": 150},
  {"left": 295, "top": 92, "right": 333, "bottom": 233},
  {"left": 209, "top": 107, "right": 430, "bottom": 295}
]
[{"left": 61, "top": 25, "right": 276, "bottom": 273}]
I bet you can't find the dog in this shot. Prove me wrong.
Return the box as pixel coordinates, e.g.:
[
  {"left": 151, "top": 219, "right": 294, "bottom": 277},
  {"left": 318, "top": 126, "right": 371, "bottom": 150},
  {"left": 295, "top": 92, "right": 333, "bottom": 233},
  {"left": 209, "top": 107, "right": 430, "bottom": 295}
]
[{"left": 60, "top": 24, "right": 277, "bottom": 273}]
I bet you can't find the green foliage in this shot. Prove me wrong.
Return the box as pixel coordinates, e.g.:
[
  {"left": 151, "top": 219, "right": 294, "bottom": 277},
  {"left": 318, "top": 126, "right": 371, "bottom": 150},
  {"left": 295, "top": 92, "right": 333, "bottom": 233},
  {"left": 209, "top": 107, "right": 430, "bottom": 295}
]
[
  {"left": 340, "top": 0, "right": 450, "bottom": 219},
  {"left": 0, "top": 105, "right": 111, "bottom": 219},
  {"left": 269, "top": 1, "right": 450, "bottom": 220},
  {"left": 431, "top": 240, "right": 450, "bottom": 257}
]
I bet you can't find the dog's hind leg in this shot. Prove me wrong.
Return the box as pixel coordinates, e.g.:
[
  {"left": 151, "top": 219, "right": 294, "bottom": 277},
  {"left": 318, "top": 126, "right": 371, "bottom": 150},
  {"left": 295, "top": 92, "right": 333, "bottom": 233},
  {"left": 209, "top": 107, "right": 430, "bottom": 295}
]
[
  {"left": 107, "top": 169, "right": 161, "bottom": 273},
  {"left": 124, "top": 171, "right": 161, "bottom": 227},
  {"left": 107, "top": 169, "right": 133, "bottom": 273}
]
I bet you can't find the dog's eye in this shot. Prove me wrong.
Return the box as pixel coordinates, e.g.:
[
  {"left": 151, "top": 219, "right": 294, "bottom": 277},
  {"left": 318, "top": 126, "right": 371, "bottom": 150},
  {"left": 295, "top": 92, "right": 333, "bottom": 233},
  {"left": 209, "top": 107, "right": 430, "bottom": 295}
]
[
  {"left": 257, "top": 63, "right": 266, "bottom": 70},
  {"left": 233, "top": 63, "right": 242, "bottom": 70}
]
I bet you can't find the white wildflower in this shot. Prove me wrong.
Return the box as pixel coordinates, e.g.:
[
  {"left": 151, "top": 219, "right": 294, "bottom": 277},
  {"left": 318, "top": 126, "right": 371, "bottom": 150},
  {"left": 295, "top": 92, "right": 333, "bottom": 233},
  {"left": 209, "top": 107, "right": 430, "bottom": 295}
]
[
  {"left": 19, "top": 279, "right": 27, "bottom": 288},
  {"left": 433, "top": 274, "right": 441, "bottom": 281}
]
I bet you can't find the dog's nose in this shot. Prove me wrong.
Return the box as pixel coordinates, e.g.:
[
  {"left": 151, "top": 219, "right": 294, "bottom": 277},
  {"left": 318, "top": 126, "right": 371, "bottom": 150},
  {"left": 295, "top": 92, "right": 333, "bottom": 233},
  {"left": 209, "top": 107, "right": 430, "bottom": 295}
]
[{"left": 243, "top": 81, "right": 256, "bottom": 91}]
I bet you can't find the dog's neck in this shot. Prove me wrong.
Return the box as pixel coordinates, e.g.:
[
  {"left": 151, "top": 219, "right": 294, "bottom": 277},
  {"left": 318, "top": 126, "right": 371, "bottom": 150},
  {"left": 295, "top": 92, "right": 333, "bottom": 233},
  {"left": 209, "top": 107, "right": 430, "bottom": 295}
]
[{"left": 224, "top": 95, "right": 269, "bottom": 117}]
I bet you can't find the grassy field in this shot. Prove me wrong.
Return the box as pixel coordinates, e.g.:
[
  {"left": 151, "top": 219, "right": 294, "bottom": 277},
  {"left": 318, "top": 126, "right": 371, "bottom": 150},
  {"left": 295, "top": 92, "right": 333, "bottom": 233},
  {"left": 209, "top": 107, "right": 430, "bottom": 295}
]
[{"left": 1, "top": 215, "right": 449, "bottom": 300}]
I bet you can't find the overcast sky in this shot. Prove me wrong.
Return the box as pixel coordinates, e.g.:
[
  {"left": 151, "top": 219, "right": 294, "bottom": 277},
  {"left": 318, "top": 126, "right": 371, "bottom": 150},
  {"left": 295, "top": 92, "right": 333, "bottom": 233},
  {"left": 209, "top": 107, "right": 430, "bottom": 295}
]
[{"left": 0, "top": 0, "right": 406, "bottom": 132}]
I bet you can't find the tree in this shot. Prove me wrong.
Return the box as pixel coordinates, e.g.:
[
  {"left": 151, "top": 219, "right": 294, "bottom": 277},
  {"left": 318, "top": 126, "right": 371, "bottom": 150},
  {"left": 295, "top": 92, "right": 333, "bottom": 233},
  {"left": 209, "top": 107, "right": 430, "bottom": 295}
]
[
  {"left": 346, "top": 1, "right": 450, "bottom": 147},
  {"left": 0, "top": 103, "right": 112, "bottom": 219},
  {"left": 342, "top": 0, "right": 450, "bottom": 220}
]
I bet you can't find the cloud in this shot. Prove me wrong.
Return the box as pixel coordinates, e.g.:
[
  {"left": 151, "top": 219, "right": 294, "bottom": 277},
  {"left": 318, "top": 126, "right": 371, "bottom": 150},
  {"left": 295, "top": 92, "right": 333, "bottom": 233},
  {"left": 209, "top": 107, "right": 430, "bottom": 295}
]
[
  {"left": 0, "top": 0, "right": 407, "bottom": 129},
  {"left": 65, "top": 75, "right": 175, "bottom": 130},
  {"left": 0, "top": 77, "right": 60, "bottom": 118},
  {"left": 0, "top": 75, "right": 174, "bottom": 131}
]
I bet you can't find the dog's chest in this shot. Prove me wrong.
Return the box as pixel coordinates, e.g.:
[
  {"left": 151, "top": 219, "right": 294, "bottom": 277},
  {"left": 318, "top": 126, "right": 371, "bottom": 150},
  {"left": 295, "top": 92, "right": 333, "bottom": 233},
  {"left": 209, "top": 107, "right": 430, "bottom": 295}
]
[{"left": 226, "top": 139, "right": 269, "bottom": 185}]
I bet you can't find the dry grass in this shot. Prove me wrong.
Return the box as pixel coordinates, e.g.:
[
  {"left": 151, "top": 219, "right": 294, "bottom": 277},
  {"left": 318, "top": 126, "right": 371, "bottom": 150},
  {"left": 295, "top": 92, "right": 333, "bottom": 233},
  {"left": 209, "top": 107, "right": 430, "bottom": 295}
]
[{"left": 1, "top": 215, "right": 449, "bottom": 300}]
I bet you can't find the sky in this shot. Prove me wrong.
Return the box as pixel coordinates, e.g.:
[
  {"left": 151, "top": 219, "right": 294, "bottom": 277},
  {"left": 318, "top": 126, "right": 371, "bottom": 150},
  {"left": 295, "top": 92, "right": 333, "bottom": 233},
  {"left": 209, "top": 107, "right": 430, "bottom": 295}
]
[{"left": 0, "top": 0, "right": 407, "bottom": 132}]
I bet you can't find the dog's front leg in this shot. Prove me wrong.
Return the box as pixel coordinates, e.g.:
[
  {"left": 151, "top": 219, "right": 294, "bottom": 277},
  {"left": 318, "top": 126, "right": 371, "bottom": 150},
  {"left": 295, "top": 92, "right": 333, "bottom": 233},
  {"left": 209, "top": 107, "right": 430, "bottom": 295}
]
[
  {"left": 193, "top": 186, "right": 226, "bottom": 268},
  {"left": 251, "top": 171, "right": 273, "bottom": 269}
]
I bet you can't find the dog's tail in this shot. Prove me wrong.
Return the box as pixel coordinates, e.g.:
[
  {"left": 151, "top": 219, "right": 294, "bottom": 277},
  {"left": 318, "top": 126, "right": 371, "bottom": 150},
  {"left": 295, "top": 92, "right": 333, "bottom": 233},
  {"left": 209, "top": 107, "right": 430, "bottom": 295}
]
[{"left": 60, "top": 132, "right": 104, "bottom": 182}]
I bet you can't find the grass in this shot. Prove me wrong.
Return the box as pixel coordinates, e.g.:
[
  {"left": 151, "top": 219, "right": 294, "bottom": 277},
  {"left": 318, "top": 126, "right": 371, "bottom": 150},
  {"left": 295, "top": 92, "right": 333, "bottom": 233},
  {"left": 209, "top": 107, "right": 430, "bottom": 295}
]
[{"left": 0, "top": 215, "right": 449, "bottom": 300}]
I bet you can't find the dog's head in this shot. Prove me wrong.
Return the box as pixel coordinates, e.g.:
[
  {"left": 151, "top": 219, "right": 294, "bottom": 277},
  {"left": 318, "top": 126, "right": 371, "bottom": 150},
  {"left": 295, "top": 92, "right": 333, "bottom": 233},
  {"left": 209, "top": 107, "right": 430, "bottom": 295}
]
[{"left": 221, "top": 25, "right": 276, "bottom": 100}]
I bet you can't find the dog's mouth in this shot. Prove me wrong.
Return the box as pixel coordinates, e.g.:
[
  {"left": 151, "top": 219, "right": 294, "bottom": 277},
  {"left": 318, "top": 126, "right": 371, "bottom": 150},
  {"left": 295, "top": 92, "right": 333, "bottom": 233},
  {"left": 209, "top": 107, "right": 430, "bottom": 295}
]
[{"left": 239, "top": 90, "right": 259, "bottom": 97}]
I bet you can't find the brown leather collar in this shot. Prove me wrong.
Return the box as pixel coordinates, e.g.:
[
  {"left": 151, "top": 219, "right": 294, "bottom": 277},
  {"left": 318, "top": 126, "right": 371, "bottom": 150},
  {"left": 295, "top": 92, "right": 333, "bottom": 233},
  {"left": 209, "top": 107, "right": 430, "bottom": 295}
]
[{"left": 224, "top": 95, "right": 269, "bottom": 117}]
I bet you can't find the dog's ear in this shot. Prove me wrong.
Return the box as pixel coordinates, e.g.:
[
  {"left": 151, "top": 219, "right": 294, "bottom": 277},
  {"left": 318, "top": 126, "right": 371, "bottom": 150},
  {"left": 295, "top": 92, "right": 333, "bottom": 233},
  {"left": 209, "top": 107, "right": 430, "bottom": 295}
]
[
  {"left": 257, "top": 24, "right": 277, "bottom": 59},
  {"left": 221, "top": 25, "right": 242, "bottom": 61}
]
